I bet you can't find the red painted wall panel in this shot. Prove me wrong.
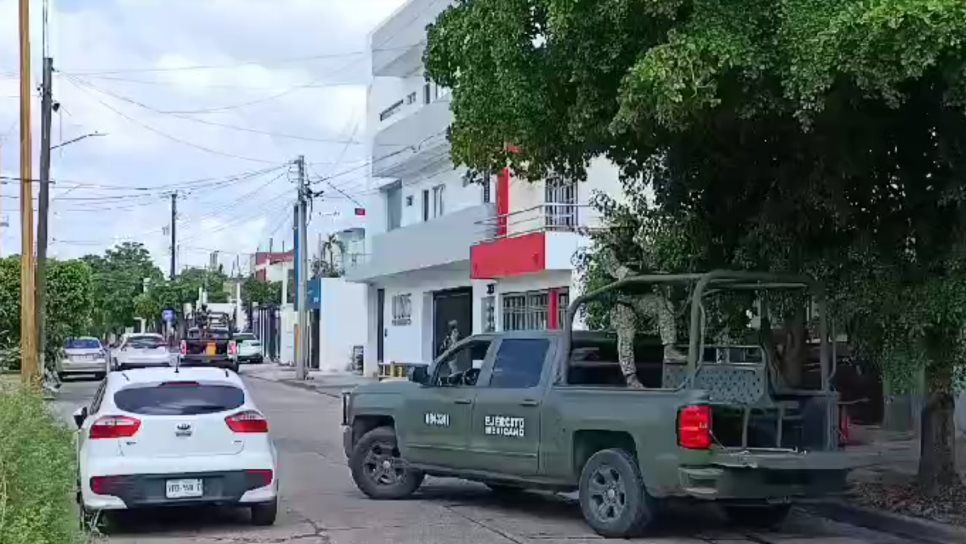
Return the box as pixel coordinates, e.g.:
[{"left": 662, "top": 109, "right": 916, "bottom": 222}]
[
  {"left": 471, "top": 232, "right": 546, "bottom": 279},
  {"left": 496, "top": 167, "right": 510, "bottom": 237},
  {"left": 547, "top": 287, "right": 559, "bottom": 329}
]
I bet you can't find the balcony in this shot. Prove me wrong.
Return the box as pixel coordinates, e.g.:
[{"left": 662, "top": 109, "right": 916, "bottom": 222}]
[
  {"left": 345, "top": 203, "right": 496, "bottom": 282},
  {"left": 372, "top": 0, "right": 453, "bottom": 77},
  {"left": 470, "top": 204, "right": 603, "bottom": 279},
  {"left": 373, "top": 95, "right": 452, "bottom": 178}
]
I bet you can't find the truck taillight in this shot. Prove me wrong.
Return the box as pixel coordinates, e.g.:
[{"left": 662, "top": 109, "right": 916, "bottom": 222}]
[
  {"left": 677, "top": 405, "right": 711, "bottom": 450},
  {"left": 225, "top": 410, "right": 268, "bottom": 433},
  {"left": 228, "top": 341, "right": 237, "bottom": 355},
  {"left": 180, "top": 340, "right": 187, "bottom": 356},
  {"left": 89, "top": 415, "right": 141, "bottom": 440}
]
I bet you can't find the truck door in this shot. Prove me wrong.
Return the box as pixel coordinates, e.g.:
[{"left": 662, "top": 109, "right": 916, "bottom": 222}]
[
  {"left": 399, "top": 338, "right": 495, "bottom": 468},
  {"left": 467, "top": 337, "right": 554, "bottom": 476}
]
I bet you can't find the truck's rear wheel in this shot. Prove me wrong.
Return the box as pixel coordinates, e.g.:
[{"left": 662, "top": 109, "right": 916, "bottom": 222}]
[
  {"left": 723, "top": 503, "right": 791, "bottom": 528},
  {"left": 350, "top": 426, "right": 424, "bottom": 500},
  {"left": 578, "top": 448, "right": 658, "bottom": 538}
]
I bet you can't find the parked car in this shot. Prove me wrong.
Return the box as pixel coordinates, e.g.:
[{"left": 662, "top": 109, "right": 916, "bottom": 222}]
[
  {"left": 58, "top": 337, "right": 108, "bottom": 380},
  {"left": 112, "top": 333, "right": 174, "bottom": 371},
  {"left": 74, "top": 367, "right": 278, "bottom": 530},
  {"left": 234, "top": 333, "right": 264, "bottom": 364}
]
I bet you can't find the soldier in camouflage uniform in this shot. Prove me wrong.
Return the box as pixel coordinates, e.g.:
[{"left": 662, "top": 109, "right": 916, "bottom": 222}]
[{"left": 601, "top": 250, "right": 687, "bottom": 389}]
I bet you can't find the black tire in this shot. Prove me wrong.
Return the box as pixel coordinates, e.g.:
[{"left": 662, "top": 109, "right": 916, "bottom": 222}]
[
  {"left": 350, "top": 426, "right": 424, "bottom": 500},
  {"left": 578, "top": 448, "right": 659, "bottom": 538},
  {"left": 723, "top": 503, "right": 792, "bottom": 528},
  {"left": 250, "top": 498, "right": 278, "bottom": 526}
]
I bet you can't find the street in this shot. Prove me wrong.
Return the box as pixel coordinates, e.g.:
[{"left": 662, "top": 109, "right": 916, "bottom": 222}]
[{"left": 51, "top": 373, "right": 921, "bottom": 544}]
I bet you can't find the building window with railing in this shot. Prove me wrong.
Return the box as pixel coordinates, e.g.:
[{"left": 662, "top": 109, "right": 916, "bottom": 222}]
[
  {"left": 432, "top": 184, "right": 445, "bottom": 218},
  {"left": 391, "top": 294, "right": 412, "bottom": 326},
  {"left": 481, "top": 296, "right": 496, "bottom": 333},
  {"left": 545, "top": 176, "right": 577, "bottom": 230},
  {"left": 502, "top": 291, "right": 549, "bottom": 331},
  {"left": 557, "top": 289, "right": 570, "bottom": 329}
]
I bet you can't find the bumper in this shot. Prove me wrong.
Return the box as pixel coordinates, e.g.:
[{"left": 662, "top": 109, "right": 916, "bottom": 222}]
[
  {"left": 82, "top": 470, "right": 277, "bottom": 510},
  {"left": 116, "top": 359, "right": 172, "bottom": 369},
  {"left": 180, "top": 357, "right": 236, "bottom": 369},
  {"left": 59, "top": 360, "right": 107, "bottom": 374},
  {"left": 238, "top": 354, "right": 263, "bottom": 363}
]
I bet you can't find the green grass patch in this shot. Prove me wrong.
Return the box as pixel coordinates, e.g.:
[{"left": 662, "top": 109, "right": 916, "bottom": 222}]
[{"left": 0, "top": 386, "right": 82, "bottom": 544}]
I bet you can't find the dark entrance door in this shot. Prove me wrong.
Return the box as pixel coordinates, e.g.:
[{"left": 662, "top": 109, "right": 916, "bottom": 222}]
[
  {"left": 377, "top": 289, "right": 386, "bottom": 363},
  {"left": 310, "top": 309, "right": 320, "bottom": 369},
  {"left": 433, "top": 287, "right": 473, "bottom": 357}
]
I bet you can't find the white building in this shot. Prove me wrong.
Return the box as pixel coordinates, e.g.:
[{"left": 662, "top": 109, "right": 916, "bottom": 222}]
[{"left": 346, "top": 0, "right": 623, "bottom": 376}]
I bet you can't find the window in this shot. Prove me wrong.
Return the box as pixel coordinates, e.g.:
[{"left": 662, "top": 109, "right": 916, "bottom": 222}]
[
  {"left": 433, "top": 339, "right": 492, "bottom": 386},
  {"left": 406, "top": 91, "right": 417, "bottom": 105},
  {"left": 432, "top": 184, "right": 445, "bottom": 218},
  {"left": 124, "top": 335, "right": 165, "bottom": 350},
  {"left": 422, "top": 189, "right": 430, "bottom": 221},
  {"left": 545, "top": 176, "right": 577, "bottom": 230},
  {"left": 502, "top": 291, "right": 552, "bottom": 331},
  {"left": 386, "top": 185, "right": 402, "bottom": 230},
  {"left": 481, "top": 296, "right": 496, "bottom": 333},
  {"left": 488, "top": 339, "right": 549, "bottom": 389},
  {"left": 391, "top": 294, "right": 412, "bottom": 326},
  {"left": 557, "top": 289, "right": 570, "bottom": 330},
  {"left": 66, "top": 338, "right": 101, "bottom": 349},
  {"left": 114, "top": 384, "right": 245, "bottom": 415}
]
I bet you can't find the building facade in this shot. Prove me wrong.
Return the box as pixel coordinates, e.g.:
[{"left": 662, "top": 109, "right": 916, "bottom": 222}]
[{"left": 347, "top": 0, "right": 623, "bottom": 376}]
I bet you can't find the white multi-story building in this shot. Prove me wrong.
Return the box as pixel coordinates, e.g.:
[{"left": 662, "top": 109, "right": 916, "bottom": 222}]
[{"left": 347, "top": 0, "right": 622, "bottom": 376}]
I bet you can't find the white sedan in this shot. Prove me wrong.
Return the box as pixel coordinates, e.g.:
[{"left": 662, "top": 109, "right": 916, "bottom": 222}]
[
  {"left": 74, "top": 367, "right": 278, "bottom": 528},
  {"left": 112, "top": 333, "right": 174, "bottom": 370}
]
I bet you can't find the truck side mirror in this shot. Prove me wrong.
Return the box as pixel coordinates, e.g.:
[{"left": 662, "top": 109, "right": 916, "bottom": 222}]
[{"left": 409, "top": 366, "right": 429, "bottom": 385}]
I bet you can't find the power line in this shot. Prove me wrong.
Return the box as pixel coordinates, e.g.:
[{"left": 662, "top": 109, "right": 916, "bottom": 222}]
[
  {"left": 63, "top": 77, "right": 291, "bottom": 164},
  {"left": 67, "top": 76, "right": 366, "bottom": 145}
]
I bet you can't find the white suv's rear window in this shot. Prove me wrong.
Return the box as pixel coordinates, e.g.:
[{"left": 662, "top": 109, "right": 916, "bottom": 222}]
[{"left": 114, "top": 384, "right": 244, "bottom": 415}]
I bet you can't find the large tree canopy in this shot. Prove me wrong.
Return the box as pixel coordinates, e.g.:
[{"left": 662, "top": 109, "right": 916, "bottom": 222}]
[{"left": 426, "top": 0, "right": 966, "bottom": 490}]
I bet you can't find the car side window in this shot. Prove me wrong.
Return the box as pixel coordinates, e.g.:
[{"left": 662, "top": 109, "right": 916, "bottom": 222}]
[
  {"left": 433, "top": 340, "right": 491, "bottom": 387},
  {"left": 487, "top": 339, "right": 550, "bottom": 389}
]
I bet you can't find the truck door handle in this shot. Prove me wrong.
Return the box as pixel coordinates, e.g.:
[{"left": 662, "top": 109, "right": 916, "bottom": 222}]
[
  {"left": 520, "top": 399, "right": 540, "bottom": 407},
  {"left": 454, "top": 399, "right": 472, "bottom": 405}
]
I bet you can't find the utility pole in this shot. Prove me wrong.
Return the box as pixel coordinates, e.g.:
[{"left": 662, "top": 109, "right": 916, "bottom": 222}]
[
  {"left": 295, "top": 155, "right": 309, "bottom": 380},
  {"left": 18, "top": 0, "right": 38, "bottom": 384},
  {"left": 36, "top": 57, "right": 54, "bottom": 370},
  {"left": 169, "top": 192, "right": 177, "bottom": 279}
]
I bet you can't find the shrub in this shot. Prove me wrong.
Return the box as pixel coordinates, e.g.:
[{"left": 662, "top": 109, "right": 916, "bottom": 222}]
[{"left": 0, "top": 386, "right": 81, "bottom": 544}]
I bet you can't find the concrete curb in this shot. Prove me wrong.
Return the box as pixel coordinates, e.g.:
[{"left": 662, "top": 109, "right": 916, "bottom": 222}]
[{"left": 808, "top": 501, "right": 966, "bottom": 543}]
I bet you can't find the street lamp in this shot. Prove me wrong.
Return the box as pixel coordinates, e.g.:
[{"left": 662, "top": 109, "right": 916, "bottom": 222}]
[{"left": 51, "top": 131, "right": 105, "bottom": 150}]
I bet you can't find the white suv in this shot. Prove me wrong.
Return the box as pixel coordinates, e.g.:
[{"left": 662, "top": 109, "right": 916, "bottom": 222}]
[{"left": 74, "top": 367, "right": 278, "bottom": 528}]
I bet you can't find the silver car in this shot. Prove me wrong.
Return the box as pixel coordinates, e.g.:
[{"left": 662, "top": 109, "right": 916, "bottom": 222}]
[{"left": 58, "top": 337, "right": 108, "bottom": 380}]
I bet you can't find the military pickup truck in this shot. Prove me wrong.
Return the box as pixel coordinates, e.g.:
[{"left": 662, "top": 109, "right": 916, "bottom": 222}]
[{"left": 342, "top": 271, "right": 865, "bottom": 538}]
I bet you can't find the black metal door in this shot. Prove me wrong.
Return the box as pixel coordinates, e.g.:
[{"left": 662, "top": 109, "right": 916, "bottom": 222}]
[{"left": 433, "top": 288, "right": 473, "bottom": 357}]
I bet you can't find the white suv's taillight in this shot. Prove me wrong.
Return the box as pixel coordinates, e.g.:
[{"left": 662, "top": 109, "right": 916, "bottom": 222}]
[
  {"left": 225, "top": 410, "right": 268, "bottom": 433},
  {"left": 89, "top": 415, "right": 141, "bottom": 439}
]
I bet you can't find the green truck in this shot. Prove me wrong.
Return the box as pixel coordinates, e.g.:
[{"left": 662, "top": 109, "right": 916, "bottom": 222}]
[{"left": 342, "top": 271, "right": 866, "bottom": 538}]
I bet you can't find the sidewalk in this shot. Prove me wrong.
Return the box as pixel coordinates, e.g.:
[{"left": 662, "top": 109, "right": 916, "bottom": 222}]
[{"left": 242, "top": 362, "right": 375, "bottom": 398}]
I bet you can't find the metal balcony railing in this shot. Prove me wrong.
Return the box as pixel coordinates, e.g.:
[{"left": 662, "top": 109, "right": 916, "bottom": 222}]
[{"left": 475, "top": 203, "right": 603, "bottom": 242}]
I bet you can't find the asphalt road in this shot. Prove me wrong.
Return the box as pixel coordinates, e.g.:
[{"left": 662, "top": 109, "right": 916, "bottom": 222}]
[{"left": 52, "top": 373, "right": 922, "bottom": 544}]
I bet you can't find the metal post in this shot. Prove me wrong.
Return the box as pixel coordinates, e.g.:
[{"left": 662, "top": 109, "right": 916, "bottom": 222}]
[
  {"left": 296, "top": 155, "right": 309, "bottom": 380},
  {"left": 36, "top": 57, "right": 53, "bottom": 370},
  {"left": 170, "top": 192, "right": 177, "bottom": 279}
]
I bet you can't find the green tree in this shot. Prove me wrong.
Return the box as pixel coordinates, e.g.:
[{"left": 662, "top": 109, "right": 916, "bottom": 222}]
[
  {"left": 241, "top": 275, "right": 282, "bottom": 306},
  {"left": 425, "top": 0, "right": 966, "bottom": 491},
  {"left": 83, "top": 242, "right": 163, "bottom": 337}
]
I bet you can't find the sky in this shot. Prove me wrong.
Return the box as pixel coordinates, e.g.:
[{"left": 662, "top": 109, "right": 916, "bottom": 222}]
[{"left": 0, "top": 0, "right": 408, "bottom": 273}]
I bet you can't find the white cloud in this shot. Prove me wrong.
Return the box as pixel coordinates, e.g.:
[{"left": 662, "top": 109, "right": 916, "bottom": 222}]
[{"left": 0, "top": 0, "right": 407, "bottom": 268}]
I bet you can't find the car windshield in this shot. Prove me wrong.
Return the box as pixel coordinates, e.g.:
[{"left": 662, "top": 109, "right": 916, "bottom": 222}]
[
  {"left": 65, "top": 338, "right": 100, "bottom": 349},
  {"left": 114, "top": 383, "right": 245, "bottom": 415},
  {"left": 125, "top": 336, "right": 165, "bottom": 349}
]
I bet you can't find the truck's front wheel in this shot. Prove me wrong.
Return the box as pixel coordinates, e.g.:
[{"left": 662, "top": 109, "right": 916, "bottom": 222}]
[
  {"left": 350, "top": 426, "right": 424, "bottom": 500},
  {"left": 578, "top": 448, "right": 659, "bottom": 538}
]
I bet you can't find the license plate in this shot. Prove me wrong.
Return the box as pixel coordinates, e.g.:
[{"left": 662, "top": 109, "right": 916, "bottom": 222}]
[
  {"left": 165, "top": 478, "right": 203, "bottom": 499},
  {"left": 206, "top": 343, "right": 217, "bottom": 356}
]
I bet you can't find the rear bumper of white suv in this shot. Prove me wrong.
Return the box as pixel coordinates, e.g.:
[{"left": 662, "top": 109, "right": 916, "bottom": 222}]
[{"left": 81, "top": 454, "right": 277, "bottom": 510}]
